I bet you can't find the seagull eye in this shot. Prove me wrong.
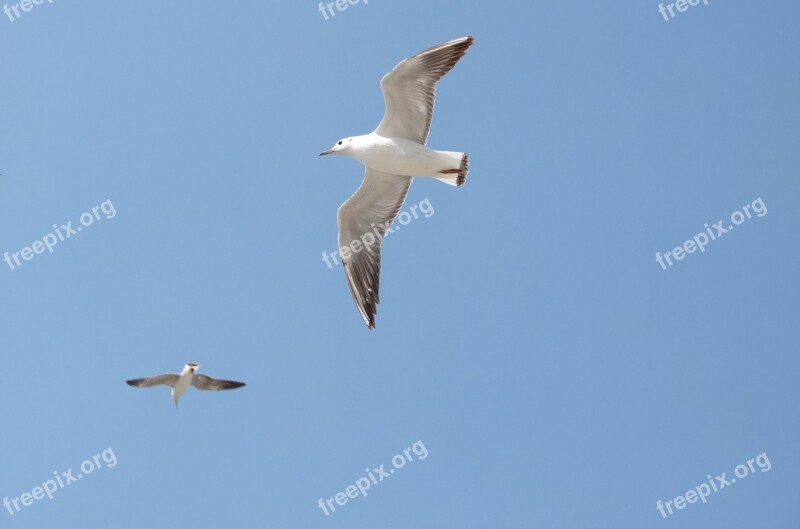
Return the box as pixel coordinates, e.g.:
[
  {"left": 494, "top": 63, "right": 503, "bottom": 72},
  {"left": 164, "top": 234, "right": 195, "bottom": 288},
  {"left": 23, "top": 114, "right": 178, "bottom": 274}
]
[{"left": 338, "top": 141, "right": 342, "bottom": 145}]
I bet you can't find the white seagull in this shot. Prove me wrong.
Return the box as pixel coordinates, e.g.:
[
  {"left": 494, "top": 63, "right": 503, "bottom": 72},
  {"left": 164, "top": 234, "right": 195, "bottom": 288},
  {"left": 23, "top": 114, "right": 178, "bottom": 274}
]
[
  {"left": 320, "top": 36, "right": 474, "bottom": 329},
  {"left": 126, "top": 363, "right": 246, "bottom": 408}
]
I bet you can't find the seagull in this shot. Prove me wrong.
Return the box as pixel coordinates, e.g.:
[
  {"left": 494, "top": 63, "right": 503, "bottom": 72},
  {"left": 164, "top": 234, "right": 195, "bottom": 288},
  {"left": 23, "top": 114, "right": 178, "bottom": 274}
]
[
  {"left": 126, "top": 363, "right": 246, "bottom": 408},
  {"left": 320, "top": 36, "right": 474, "bottom": 329}
]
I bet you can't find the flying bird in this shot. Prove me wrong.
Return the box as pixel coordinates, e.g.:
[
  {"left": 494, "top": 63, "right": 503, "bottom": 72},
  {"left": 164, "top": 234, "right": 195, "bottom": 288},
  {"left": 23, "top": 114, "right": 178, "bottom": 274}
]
[
  {"left": 126, "top": 363, "right": 245, "bottom": 408},
  {"left": 320, "top": 36, "right": 474, "bottom": 329}
]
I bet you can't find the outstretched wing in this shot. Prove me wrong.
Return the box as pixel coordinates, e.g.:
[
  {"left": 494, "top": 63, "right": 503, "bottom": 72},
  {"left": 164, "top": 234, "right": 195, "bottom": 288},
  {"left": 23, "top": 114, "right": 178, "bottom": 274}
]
[
  {"left": 126, "top": 374, "right": 179, "bottom": 388},
  {"left": 374, "top": 36, "right": 474, "bottom": 144},
  {"left": 191, "top": 374, "right": 246, "bottom": 391},
  {"left": 337, "top": 168, "right": 412, "bottom": 328}
]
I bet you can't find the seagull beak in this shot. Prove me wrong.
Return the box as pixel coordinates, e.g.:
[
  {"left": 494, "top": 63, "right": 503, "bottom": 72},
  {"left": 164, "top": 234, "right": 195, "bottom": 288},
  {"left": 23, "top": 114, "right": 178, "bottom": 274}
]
[{"left": 319, "top": 149, "right": 334, "bottom": 156}]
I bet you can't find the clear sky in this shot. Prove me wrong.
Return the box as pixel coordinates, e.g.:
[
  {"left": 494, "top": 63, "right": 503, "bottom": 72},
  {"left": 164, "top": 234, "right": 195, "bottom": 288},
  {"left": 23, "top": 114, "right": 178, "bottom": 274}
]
[{"left": 1, "top": 1, "right": 798, "bottom": 527}]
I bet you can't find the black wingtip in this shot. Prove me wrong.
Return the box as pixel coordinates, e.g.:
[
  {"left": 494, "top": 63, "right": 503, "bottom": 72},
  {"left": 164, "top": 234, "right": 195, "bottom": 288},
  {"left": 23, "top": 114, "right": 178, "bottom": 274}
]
[
  {"left": 454, "top": 36, "right": 475, "bottom": 51},
  {"left": 365, "top": 306, "right": 377, "bottom": 329}
]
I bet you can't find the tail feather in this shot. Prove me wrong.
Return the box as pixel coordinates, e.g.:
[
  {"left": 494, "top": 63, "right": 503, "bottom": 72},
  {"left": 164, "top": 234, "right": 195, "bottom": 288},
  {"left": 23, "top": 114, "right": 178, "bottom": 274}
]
[{"left": 435, "top": 153, "right": 469, "bottom": 186}]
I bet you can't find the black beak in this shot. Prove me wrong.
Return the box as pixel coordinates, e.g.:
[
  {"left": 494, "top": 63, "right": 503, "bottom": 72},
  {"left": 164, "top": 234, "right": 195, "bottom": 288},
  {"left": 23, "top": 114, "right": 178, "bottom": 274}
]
[{"left": 319, "top": 149, "right": 334, "bottom": 156}]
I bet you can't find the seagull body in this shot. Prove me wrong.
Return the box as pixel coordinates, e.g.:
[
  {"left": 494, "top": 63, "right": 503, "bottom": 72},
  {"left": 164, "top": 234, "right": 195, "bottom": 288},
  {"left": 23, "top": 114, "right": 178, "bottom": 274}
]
[
  {"left": 321, "top": 36, "right": 474, "bottom": 328},
  {"left": 126, "top": 363, "right": 246, "bottom": 408},
  {"left": 338, "top": 133, "right": 466, "bottom": 182}
]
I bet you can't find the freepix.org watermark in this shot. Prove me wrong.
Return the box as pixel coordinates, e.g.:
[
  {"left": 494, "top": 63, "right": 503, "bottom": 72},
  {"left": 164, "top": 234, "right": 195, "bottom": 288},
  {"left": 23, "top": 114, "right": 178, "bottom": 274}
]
[
  {"left": 3, "top": 448, "right": 117, "bottom": 516},
  {"left": 3, "top": 199, "right": 117, "bottom": 272},
  {"left": 317, "top": 0, "right": 367, "bottom": 21},
  {"left": 655, "top": 197, "right": 767, "bottom": 271},
  {"left": 655, "top": 452, "right": 771, "bottom": 519},
  {"left": 3, "top": 0, "right": 55, "bottom": 23},
  {"left": 321, "top": 197, "right": 434, "bottom": 270},
  {"left": 317, "top": 440, "right": 428, "bottom": 516},
  {"left": 658, "top": 0, "right": 710, "bottom": 22}
]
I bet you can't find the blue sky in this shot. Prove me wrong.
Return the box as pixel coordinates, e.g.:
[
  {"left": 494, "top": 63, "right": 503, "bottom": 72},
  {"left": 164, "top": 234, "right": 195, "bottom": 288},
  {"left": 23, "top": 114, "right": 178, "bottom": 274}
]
[{"left": 1, "top": 1, "right": 798, "bottom": 527}]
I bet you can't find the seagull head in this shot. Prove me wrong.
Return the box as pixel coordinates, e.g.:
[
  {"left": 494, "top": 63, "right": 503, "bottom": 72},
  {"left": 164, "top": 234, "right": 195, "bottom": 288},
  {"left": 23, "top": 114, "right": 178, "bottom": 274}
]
[
  {"left": 320, "top": 137, "right": 355, "bottom": 157},
  {"left": 185, "top": 362, "right": 199, "bottom": 373}
]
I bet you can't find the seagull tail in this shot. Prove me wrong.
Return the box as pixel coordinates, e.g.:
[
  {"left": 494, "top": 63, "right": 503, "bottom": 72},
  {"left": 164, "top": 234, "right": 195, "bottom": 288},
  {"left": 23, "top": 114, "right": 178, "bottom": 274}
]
[{"left": 435, "top": 152, "right": 469, "bottom": 187}]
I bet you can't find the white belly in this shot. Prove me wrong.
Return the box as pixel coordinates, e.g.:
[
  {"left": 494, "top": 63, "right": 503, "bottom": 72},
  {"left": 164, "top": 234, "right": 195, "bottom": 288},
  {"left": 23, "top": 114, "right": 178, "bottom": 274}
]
[
  {"left": 172, "top": 373, "right": 192, "bottom": 401},
  {"left": 356, "top": 136, "right": 452, "bottom": 176}
]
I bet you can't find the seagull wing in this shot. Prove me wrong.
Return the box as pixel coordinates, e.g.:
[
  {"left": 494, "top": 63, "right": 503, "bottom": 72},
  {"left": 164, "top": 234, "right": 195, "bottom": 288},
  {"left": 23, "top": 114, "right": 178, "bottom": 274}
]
[
  {"left": 126, "top": 374, "right": 179, "bottom": 388},
  {"left": 337, "top": 168, "right": 412, "bottom": 329},
  {"left": 374, "top": 36, "right": 474, "bottom": 144},
  {"left": 191, "top": 374, "right": 246, "bottom": 391}
]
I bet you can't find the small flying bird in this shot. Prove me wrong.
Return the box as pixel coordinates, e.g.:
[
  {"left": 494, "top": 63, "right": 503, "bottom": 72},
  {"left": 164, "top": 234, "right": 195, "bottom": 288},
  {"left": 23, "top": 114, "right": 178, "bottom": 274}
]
[
  {"left": 126, "top": 363, "right": 246, "bottom": 408},
  {"left": 320, "top": 36, "right": 475, "bottom": 329}
]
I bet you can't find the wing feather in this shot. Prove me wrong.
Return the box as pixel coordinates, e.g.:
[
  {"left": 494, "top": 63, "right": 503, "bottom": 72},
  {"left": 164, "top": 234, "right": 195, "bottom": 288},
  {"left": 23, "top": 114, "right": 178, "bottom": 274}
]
[
  {"left": 337, "top": 169, "right": 413, "bottom": 328},
  {"left": 126, "top": 374, "right": 179, "bottom": 388},
  {"left": 190, "top": 374, "right": 246, "bottom": 391},
  {"left": 374, "top": 36, "right": 474, "bottom": 143}
]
